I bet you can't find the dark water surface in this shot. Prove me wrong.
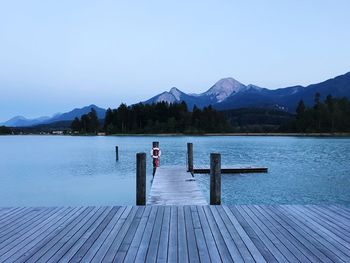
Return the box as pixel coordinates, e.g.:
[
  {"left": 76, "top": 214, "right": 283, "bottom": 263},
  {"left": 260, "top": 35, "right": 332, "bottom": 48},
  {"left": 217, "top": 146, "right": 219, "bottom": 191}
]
[{"left": 0, "top": 135, "right": 349, "bottom": 206}]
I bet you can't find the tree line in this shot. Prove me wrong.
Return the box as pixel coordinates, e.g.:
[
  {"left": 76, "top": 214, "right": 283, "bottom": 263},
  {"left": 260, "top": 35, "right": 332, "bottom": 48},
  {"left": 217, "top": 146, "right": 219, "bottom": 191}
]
[
  {"left": 283, "top": 93, "right": 350, "bottom": 133},
  {"left": 69, "top": 95, "right": 350, "bottom": 134},
  {"left": 70, "top": 108, "right": 100, "bottom": 134},
  {"left": 102, "top": 101, "right": 231, "bottom": 134},
  {"left": 0, "top": 126, "right": 12, "bottom": 135}
]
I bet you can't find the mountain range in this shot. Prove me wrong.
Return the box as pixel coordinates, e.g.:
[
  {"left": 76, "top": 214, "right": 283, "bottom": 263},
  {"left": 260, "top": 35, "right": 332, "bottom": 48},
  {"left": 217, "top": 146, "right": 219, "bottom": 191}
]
[
  {"left": 0, "top": 105, "right": 106, "bottom": 127},
  {"left": 145, "top": 72, "right": 350, "bottom": 112},
  {"left": 1, "top": 72, "right": 350, "bottom": 127}
]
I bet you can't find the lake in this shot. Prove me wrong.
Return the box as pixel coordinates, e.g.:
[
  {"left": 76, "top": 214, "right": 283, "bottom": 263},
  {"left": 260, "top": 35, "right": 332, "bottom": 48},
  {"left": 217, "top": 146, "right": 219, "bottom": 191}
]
[{"left": 0, "top": 135, "right": 349, "bottom": 206}]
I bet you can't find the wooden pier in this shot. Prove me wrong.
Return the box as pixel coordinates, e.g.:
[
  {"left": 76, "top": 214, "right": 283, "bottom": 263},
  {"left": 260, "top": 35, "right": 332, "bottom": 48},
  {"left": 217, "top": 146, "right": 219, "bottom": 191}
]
[
  {"left": 1, "top": 205, "right": 350, "bottom": 262},
  {"left": 147, "top": 166, "right": 207, "bottom": 205}
]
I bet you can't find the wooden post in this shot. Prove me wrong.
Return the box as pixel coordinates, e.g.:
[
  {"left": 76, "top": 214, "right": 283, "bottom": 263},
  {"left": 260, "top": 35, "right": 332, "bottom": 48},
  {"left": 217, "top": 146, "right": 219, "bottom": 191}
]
[
  {"left": 210, "top": 153, "right": 221, "bottom": 205},
  {"left": 136, "top": 152, "right": 146, "bottom": 205},
  {"left": 187, "top": 143, "right": 193, "bottom": 172},
  {"left": 115, "top": 146, "right": 119, "bottom": 161}
]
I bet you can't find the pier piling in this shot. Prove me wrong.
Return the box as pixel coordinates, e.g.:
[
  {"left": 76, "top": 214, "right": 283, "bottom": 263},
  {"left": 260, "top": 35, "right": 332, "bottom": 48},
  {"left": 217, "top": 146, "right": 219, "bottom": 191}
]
[
  {"left": 136, "top": 152, "right": 146, "bottom": 205},
  {"left": 115, "top": 146, "right": 119, "bottom": 161},
  {"left": 210, "top": 153, "right": 221, "bottom": 205},
  {"left": 187, "top": 143, "right": 193, "bottom": 173}
]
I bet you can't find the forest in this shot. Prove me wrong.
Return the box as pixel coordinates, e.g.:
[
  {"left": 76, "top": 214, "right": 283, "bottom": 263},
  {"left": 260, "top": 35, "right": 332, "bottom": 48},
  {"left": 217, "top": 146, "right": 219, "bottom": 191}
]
[
  {"left": 70, "top": 108, "right": 100, "bottom": 134},
  {"left": 0, "top": 126, "right": 12, "bottom": 135},
  {"left": 282, "top": 93, "right": 350, "bottom": 132},
  {"left": 101, "top": 101, "right": 231, "bottom": 134}
]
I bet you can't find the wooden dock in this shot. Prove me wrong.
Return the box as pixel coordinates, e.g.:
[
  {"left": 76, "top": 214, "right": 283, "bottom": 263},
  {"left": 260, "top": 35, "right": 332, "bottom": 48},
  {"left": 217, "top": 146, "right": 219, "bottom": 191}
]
[
  {"left": 1, "top": 205, "right": 350, "bottom": 262},
  {"left": 147, "top": 166, "right": 207, "bottom": 205},
  {"left": 193, "top": 166, "right": 268, "bottom": 174}
]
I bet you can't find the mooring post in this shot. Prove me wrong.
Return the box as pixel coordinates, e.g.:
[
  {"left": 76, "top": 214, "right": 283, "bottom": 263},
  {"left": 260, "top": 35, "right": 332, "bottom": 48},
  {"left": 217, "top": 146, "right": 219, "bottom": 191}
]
[
  {"left": 152, "top": 141, "right": 159, "bottom": 148},
  {"left": 187, "top": 142, "right": 193, "bottom": 172},
  {"left": 136, "top": 152, "right": 146, "bottom": 205},
  {"left": 210, "top": 153, "right": 221, "bottom": 205},
  {"left": 115, "top": 146, "right": 119, "bottom": 161}
]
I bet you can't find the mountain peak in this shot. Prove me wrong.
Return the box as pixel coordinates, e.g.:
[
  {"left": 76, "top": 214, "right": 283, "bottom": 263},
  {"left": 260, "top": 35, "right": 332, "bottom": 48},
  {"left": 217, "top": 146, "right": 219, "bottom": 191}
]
[
  {"left": 204, "top": 77, "right": 246, "bottom": 102},
  {"left": 169, "top": 87, "right": 182, "bottom": 100}
]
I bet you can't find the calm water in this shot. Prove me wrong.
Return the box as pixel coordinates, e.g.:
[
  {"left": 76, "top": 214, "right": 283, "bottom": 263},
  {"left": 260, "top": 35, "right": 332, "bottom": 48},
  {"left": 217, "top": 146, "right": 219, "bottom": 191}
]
[{"left": 0, "top": 135, "right": 349, "bottom": 206}]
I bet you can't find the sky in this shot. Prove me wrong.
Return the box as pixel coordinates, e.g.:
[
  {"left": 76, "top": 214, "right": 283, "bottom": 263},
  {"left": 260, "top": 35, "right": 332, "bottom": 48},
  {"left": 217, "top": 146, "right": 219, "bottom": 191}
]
[{"left": 0, "top": 0, "right": 350, "bottom": 121}]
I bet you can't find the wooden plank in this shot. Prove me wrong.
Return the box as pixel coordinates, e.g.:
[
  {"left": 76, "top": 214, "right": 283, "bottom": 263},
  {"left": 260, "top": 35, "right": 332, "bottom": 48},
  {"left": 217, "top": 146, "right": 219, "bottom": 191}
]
[
  {"left": 276, "top": 206, "right": 349, "bottom": 262},
  {"left": 248, "top": 205, "right": 313, "bottom": 262},
  {"left": 325, "top": 205, "right": 350, "bottom": 221},
  {"left": 155, "top": 206, "right": 171, "bottom": 263},
  {"left": 9, "top": 207, "right": 83, "bottom": 263},
  {"left": 244, "top": 205, "right": 308, "bottom": 262},
  {"left": 305, "top": 205, "right": 350, "bottom": 232},
  {"left": 147, "top": 166, "right": 207, "bottom": 205},
  {"left": 230, "top": 206, "right": 284, "bottom": 262},
  {"left": 257, "top": 205, "right": 334, "bottom": 263},
  {"left": 285, "top": 206, "right": 350, "bottom": 251},
  {"left": 0, "top": 207, "right": 20, "bottom": 220},
  {"left": 0, "top": 207, "right": 36, "bottom": 234},
  {"left": 184, "top": 206, "right": 200, "bottom": 263},
  {"left": 167, "top": 206, "right": 178, "bottom": 263},
  {"left": 304, "top": 206, "right": 350, "bottom": 244},
  {"left": 267, "top": 205, "right": 343, "bottom": 263},
  {"left": 123, "top": 206, "right": 152, "bottom": 263},
  {"left": 0, "top": 207, "right": 26, "bottom": 224},
  {"left": 0, "top": 207, "right": 58, "bottom": 249},
  {"left": 177, "top": 206, "right": 189, "bottom": 263},
  {"left": 89, "top": 206, "right": 132, "bottom": 262},
  {"left": 39, "top": 207, "right": 106, "bottom": 262},
  {"left": 57, "top": 207, "right": 115, "bottom": 262},
  {"left": 94, "top": 206, "right": 138, "bottom": 262},
  {"left": 133, "top": 206, "right": 159, "bottom": 262},
  {"left": 80, "top": 206, "right": 126, "bottom": 262},
  {"left": 21, "top": 207, "right": 94, "bottom": 263},
  {"left": 190, "top": 206, "right": 210, "bottom": 263},
  {"left": 209, "top": 206, "right": 244, "bottom": 263},
  {"left": 69, "top": 206, "right": 121, "bottom": 262},
  {"left": 0, "top": 207, "right": 64, "bottom": 259},
  {"left": 112, "top": 206, "right": 145, "bottom": 262},
  {"left": 145, "top": 206, "right": 165, "bottom": 262},
  {"left": 216, "top": 206, "right": 260, "bottom": 263},
  {"left": 203, "top": 206, "right": 233, "bottom": 262},
  {"left": 221, "top": 206, "right": 266, "bottom": 263},
  {"left": 196, "top": 206, "right": 221, "bottom": 262}
]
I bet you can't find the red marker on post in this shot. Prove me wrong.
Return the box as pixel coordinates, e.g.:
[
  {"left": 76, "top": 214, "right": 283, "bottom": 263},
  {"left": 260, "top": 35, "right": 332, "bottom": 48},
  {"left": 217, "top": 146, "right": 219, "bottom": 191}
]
[{"left": 151, "top": 141, "right": 161, "bottom": 176}]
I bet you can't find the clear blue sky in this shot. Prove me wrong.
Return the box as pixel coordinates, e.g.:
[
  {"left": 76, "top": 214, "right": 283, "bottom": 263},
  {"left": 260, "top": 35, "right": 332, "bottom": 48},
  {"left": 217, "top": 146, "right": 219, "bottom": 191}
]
[{"left": 0, "top": 0, "right": 349, "bottom": 120}]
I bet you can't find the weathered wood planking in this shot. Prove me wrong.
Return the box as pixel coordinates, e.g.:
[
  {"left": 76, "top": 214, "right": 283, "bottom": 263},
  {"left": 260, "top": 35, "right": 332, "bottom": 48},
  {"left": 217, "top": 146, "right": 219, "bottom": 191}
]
[
  {"left": 0, "top": 205, "right": 350, "bottom": 262},
  {"left": 194, "top": 166, "right": 268, "bottom": 174},
  {"left": 147, "top": 166, "right": 207, "bottom": 205}
]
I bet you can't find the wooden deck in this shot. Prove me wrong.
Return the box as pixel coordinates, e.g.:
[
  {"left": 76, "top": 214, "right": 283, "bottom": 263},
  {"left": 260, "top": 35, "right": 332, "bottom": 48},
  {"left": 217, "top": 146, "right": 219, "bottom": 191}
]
[
  {"left": 148, "top": 166, "right": 207, "bottom": 205},
  {"left": 1, "top": 205, "right": 350, "bottom": 262}
]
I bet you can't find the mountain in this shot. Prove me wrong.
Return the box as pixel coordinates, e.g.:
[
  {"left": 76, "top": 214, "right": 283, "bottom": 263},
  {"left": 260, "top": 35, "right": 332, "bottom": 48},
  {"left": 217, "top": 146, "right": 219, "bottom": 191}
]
[
  {"left": 46, "top": 104, "right": 106, "bottom": 123},
  {"left": 143, "top": 72, "right": 350, "bottom": 112},
  {"left": 1, "top": 104, "right": 106, "bottom": 127},
  {"left": 145, "top": 78, "right": 252, "bottom": 109},
  {"left": 0, "top": 115, "right": 51, "bottom": 127}
]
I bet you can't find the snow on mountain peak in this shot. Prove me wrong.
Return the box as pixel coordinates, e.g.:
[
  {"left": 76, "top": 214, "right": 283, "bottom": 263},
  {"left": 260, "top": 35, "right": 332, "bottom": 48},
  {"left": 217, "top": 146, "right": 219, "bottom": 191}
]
[
  {"left": 155, "top": 92, "right": 178, "bottom": 103},
  {"left": 169, "top": 87, "right": 182, "bottom": 101},
  {"left": 204, "top": 77, "right": 246, "bottom": 102}
]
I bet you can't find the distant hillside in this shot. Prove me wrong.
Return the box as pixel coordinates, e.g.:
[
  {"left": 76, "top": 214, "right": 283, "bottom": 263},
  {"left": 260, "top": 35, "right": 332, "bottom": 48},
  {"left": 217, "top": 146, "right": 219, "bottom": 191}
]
[
  {"left": 143, "top": 72, "right": 350, "bottom": 112},
  {"left": 1, "top": 104, "right": 106, "bottom": 127},
  {"left": 223, "top": 108, "right": 293, "bottom": 132}
]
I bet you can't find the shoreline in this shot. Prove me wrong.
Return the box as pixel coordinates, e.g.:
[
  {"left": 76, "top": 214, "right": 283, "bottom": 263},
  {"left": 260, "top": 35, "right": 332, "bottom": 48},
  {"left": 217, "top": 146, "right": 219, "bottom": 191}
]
[{"left": 2, "top": 132, "right": 350, "bottom": 137}]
